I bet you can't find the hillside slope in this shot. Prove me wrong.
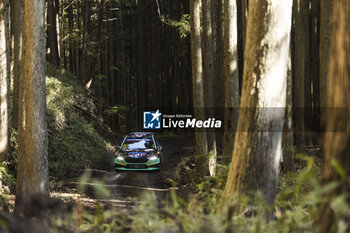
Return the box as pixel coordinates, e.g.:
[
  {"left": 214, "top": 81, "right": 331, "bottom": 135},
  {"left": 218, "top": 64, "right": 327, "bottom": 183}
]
[{"left": 46, "top": 65, "right": 114, "bottom": 179}]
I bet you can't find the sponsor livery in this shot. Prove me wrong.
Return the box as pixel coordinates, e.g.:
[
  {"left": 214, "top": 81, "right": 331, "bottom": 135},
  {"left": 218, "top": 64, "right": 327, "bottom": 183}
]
[{"left": 114, "top": 132, "right": 163, "bottom": 171}]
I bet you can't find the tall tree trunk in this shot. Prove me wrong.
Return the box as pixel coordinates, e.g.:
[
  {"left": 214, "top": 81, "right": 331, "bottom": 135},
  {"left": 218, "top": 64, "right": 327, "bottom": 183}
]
[
  {"left": 319, "top": 0, "right": 333, "bottom": 154},
  {"left": 58, "top": 0, "right": 64, "bottom": 68},
  {"left": 16, "top": 40, "right": 26, "bottom": 207},
  {"left": 68, "top": 5, "right": 74, "bottom": 72},
  {"left": 240, "top": 0, "right": 248, "bottom": 47},
  {"left": 319, "top": 0, "right": 333, "bottom": 109},
  {"left": 11, "top": 0, "right": 24, "bottom": 130},
  {"left": 202, "top": 0, "right": 217, "bottom": 176},
  {"left": 211, "top": 0, "right": 224, "bottom": 153},
  {"left": 190, "top": 0, "right": 208, "bottom": 177},
  {"left": 75, "top": 0, "right": 80, "bottom": 76},
  {"left": 317, "top": 1, "right": 350, "bottom": 232},
  {"left": 79, "top": 0, "right": 89, "bottom": 83},
  {"left": 0, "top": 0, "right": 10, "bottom": 160},
  {"left": 46, "top": 0, "right": 60, "bottom": 68},
  {"left": 293, "top": 0, "right": 309, "bottom": 151},
  {"left": 224, "top": 0, "right": 292, "bottom": 208},
  {"left": 310, "top": 0, "right": 320, "bottom": 145},
  {"left": 283, "top": 44, "right": 294, "bottom": 172},
  {"left": 16, "top": 0, "right": 49, "bottom": 204},
  {"left": 222, "top": 0, "right": 239, "bottom": 164}
]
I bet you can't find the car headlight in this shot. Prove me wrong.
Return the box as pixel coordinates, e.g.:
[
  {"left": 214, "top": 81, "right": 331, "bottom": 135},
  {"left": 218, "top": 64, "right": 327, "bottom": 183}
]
[
  {"left": 149, "top": 155, "right": 158, "bottom": 161},
  {"left": 116, "top": 155, "right": 124, "bottom": 161}
]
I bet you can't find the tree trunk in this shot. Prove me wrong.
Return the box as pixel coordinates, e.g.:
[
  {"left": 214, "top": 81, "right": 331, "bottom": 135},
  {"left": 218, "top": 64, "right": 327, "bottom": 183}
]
[
  {"left": 310, "top": 0, "right": 320, "bottom": 145},
  {"left": 78, "top": 0, "right": 89, "bottom": 83},
  {"left": 293, "top": 0, "right": 309, "bottom": 151},
  {"left": 283, "top": 44, "right": 294, "bottom": 172},
  {"left": 46, "top": 0, "right": 60, "bottom": 68},
  {"left": 0, "top": 0, "right": 10, "bottom": 160},
  {"left": 317, "top": 1, "right": 350, "bottom": 232},
  {"left": 211, "top": 0, "right": 225, "bottom": 154},
  {"left": 222, "top": 0, "right": 239, "bottom": 164},
  {"left": 16, "top": 0, "right": 49, "bottom": 204},
  {"left": 68, "top": 5, "right": 74, "bottom": 72},
  {"left": 190, "top": 0, "right": 208, "bottom": 177},
  {"left": 240, "top": 0, "right": 248, "bottom": 47},
  {"left": 224, "top": 0, "right": 292, "bottom": 208},
  {"left": 319, "top": 0, "right": 333, "bottom": 109},
  {"left": 319, "top": 0, "right": 333, "bottom": 154},
  {"left": 11, "top": 0, "right": 24, "bottom": 130},
  {"left": 16, "top": 41, "right": 26, "bottom": 207},
  {"left": 202, "top": 0, "right": 217, "bottom": 176}
]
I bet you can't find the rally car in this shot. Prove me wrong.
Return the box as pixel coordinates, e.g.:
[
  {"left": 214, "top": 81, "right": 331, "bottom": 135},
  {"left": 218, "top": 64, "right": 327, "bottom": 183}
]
[{"left": 114, "top": 132, "right": 163, "bottom": 171}]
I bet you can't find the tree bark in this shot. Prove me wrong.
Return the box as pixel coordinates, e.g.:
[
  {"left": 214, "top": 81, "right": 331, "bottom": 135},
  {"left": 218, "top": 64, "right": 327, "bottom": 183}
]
[
  {"left": 293, "top": 0, "right": 309, "bottom": 151},
  {"left": 319, "top": 0, "right": 333, "bottom": 109},
  {"left": 222, "top": 0, "right": 239, "bottom": 164},
  {"left": 0, "top": 0, "right": 11, "bottom": 160},
  {"left": 16, "top": 0, "right": 49, "bottom": 205},
  {"left": 211, "top": 0, "right": 225, "bottom": 154},
  {"left": 11, "top": 0, "right": 24, "bottom": 130},
  {"left": 78, "top": 0, "right": 90, "bottom": 83},
  {"left": 318, "top": 1, "right": 350, "bottom": 232},
  {"left": 190, "top": 0, "right": 208, "bottom": 177},
  {"left": 283, "top": 44, "right": 294, "bottom": 172},
  {"left": 224, "top": 0, "right": 292, "bottom": 207},
  {"left": 46, "top": 0, "right": 60, "bottom": 68},
  {"left": 202, "top": 0, "right": 217, "bottom": 176},
  {"left": 319, "top": 0, "right": 333, "bottom": 154}
]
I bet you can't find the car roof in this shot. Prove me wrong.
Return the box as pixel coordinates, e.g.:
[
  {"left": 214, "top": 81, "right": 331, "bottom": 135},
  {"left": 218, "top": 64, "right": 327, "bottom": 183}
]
[{"left": 129, "top": 132, "right": 155, "bottom": 136}]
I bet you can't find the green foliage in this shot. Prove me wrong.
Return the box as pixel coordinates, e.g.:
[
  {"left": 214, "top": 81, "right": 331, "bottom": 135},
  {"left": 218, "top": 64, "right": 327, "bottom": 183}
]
[
  {"left": 0, "top": 129, "right": 18, "bottom": 195},
  {"left": 46, "top": 64, "right": 113, "bottom": 180},
  {"left": 39, "top": 152, "right": 350, "bottom": 233},
  {"left": 161, "top": 14, "right": 190, "bottom": 38},
  {"left": 122, "top": 157, "right": 349, "bottom": 233},
  {"left": 0, "top": 162, "right": 16, "bottom": 194},
  {"left": 104, "top": 105, "right": 127, "bottom": 119}
]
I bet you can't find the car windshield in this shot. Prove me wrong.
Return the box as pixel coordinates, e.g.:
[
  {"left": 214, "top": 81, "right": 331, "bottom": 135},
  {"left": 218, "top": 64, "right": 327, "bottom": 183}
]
[{"left": 122, "top": 138, "right": 155, "bottom": 149}]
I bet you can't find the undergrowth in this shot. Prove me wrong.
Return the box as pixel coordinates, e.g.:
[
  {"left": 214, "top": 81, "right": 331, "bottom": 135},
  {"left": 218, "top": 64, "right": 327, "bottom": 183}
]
[
  {"left": 2, "top": 64, "right": 115, "bottom": 190},
  {"left": 41, "top": 153, "right": 349, "bottom": 233},
  {"left": 46, "top": 64, "right": 114, "bottom": 180}
]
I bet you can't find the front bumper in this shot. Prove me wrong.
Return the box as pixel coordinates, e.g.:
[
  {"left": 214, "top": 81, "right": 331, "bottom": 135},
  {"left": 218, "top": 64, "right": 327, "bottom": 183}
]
[{"left": 114, "top": 157, "right": 161, "bottom": 171}]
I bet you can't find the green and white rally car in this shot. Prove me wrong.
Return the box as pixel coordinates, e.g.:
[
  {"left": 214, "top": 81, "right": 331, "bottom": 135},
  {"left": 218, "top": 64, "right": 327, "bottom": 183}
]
[{"left": 114, "top": 132, "right": 163, "bottom": 171}]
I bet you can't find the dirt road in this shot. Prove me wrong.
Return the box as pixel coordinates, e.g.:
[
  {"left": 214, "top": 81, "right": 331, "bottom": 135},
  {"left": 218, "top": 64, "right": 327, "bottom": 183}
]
[{"left": 74, "top": 137, "right": 193, "bottom": 209}]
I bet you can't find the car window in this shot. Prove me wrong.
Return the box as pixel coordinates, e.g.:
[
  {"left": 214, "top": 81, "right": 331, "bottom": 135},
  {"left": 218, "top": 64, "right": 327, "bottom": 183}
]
[{"left": 122, "top": 138, "right": 155, "bottom": 149}]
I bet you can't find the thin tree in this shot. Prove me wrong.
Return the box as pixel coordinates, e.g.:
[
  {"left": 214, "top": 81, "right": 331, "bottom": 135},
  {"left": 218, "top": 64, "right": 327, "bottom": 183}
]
[
  {"left": 317, "top": 1, "right": 350, "bottom": 232},
  {"left": 283, "top": 44, "right": 294, "bottom": 172},
  {"left": 0, "top": 0, "right": 10, "bottom": 160},
  {"left": 11, "top": 0, "right": 24, "bottom": 130},
  {"left": 211, "top": 0, "right": 225, "bottom": 156},
  {"left": 222, "top": 0, "right": 239, "bottom": 164},
  {"left": 78, "top": 0, "right": 90, "bottom": 83},
  {"left": 224, "top": 0, "right": 293, "bottom": 207},
  {"left": 46, "top": 0, "right": 60, "bottom": 68},
  {"left": 202, "top": 0, "right": 217, "bottom": 176},
  {"left": 190, "top": 0, "right": 208, "bottom": 177},
  {"left": 16, "top": 0, "right": 49, "bottom": 204},
  {"left": 293, "top": 0, "right": 309, "bottom": 151},
  {"left": 319, "top": 0, "right": 333, "bottom": 109},
  {"left": 319, "top": 0, "right": 333, "bottom": 153}
]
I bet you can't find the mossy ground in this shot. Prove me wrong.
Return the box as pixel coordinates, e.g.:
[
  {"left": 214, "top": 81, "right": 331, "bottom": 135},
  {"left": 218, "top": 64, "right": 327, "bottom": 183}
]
[{"left": 46, "top": 65, "right": 114, "bottom": 180}]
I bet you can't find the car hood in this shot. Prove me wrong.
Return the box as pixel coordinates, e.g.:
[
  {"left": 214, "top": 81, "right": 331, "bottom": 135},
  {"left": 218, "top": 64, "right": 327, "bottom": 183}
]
[
  {"left": 119, "top": 148, "right": 156, "bottom": 157},
  {"left": 120, "top": 148, "right": 155, "bottom": 153}
]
